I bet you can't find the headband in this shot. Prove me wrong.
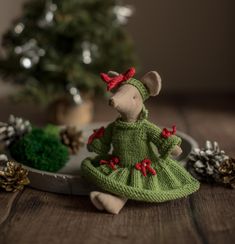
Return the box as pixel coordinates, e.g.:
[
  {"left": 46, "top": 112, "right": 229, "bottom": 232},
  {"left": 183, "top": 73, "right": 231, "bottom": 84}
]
[{"left": 100, "top": 67, "right": 150, "bottom": 101}]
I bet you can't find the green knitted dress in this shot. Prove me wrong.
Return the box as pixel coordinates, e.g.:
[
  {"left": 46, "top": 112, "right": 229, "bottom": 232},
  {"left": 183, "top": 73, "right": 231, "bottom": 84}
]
[{"left": 81, "top": 112, "right": 200, "bottom": 202}]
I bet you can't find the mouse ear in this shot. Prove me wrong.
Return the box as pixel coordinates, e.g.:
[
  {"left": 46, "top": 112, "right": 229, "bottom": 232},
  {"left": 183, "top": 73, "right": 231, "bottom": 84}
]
[
  {"left": 108, "top": 71, "right": 119, "bottom": 77},
  {"left": 140, "top": 71, "right": 162, "bottom": 96}
]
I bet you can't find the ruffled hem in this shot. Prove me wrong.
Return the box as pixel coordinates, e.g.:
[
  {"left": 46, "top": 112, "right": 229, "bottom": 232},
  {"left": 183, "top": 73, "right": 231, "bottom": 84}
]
[{"left": 81, "top": 157, "right": 200, "bottom": 202}]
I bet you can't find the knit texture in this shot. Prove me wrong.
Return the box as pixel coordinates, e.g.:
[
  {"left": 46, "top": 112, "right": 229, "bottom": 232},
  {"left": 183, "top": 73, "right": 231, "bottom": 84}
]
[
  {"left": 81, "top": 112, "right": 200, "bottom": 202},
  {"left": 125, "top": 78, "right": 149, "bottom": 101}
]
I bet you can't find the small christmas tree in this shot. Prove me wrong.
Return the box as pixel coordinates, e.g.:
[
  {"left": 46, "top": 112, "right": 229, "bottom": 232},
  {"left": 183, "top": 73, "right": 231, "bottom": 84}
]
[{"left": 0, "top": 0, "right": 136, "bottom": 104}]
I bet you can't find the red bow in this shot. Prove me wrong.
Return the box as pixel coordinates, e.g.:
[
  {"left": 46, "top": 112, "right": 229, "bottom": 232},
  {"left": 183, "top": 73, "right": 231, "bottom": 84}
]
[
  {"left": 135, "top": 159, "right": 156, "bottom": 177},
  {"left": 100, "top": 156, "right": 120, "bottom": 170},
  {"left": 100, "top": 67, "right": 136, "bottom": 91},
  {"left": 87, "top": 127, "right": 105, "bottom": 144},
  {"left": 161, "top": 125, "right": 176, "bottom": 139}
]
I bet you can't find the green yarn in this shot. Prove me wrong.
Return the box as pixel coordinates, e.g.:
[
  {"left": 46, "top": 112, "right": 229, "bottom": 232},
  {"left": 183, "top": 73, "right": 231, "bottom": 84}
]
[
  {"left": 81, "top": 114, "right": 200, "bottom": 202},
  {"left": 9, "top": 128, "right": 69, "bottom": 172},
  {"left": 126, "top": 78, "right": 149, "bottom": 101}
]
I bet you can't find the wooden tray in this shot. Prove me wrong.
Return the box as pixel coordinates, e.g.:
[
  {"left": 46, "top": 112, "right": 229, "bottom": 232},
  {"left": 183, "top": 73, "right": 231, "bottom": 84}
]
[{"left": 13, "top": 123, "right": 199, "bottom": 195}]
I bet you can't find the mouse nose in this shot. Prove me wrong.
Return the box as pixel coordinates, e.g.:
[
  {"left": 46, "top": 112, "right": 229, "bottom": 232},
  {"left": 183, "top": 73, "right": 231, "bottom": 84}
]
[{"left": 109, "top": 98, "right": 116, "bottom": 107}]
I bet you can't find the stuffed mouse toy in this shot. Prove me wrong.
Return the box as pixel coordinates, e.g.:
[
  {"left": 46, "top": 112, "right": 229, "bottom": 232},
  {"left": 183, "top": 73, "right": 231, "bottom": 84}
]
[{"left": 81, "top": 67, "right": 200, "bottom": 214}]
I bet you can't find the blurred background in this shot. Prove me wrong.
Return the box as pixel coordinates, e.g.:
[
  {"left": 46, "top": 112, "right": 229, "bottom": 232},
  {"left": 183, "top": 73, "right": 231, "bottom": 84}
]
[{"left": 0, "top": 0, "right": 234, "bottom": 126}]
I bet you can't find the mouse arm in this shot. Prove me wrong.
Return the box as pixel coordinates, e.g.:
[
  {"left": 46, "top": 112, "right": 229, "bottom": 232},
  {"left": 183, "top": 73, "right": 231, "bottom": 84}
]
[
  {"left": 87, "top": 123, "right": 113, "bottom": 155},
  {"left": 145, "top": 121, "right": 182, "bottom": 159}
]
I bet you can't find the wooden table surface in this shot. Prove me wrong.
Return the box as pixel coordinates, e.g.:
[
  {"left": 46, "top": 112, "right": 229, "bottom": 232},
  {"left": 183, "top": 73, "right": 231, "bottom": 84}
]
[{"left": 0, "top": 95, "right": 235, "bottom": 244}]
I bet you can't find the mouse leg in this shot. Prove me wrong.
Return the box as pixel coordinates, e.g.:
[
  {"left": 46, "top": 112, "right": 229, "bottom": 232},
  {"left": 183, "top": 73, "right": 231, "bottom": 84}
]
[{"left": 90, "top": 191, "right": 127, "bottom": 214}]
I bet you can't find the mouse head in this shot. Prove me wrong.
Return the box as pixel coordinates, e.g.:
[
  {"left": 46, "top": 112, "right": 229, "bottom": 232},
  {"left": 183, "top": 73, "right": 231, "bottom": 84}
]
[{"left": 100, "top": 67, "right": 162, "bottom": 122}]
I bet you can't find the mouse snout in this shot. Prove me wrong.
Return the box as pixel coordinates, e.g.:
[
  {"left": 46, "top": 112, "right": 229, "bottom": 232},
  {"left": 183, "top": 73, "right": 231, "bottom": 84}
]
[{"left": 109, "top": 98, "right": 117, "bottom": 108}]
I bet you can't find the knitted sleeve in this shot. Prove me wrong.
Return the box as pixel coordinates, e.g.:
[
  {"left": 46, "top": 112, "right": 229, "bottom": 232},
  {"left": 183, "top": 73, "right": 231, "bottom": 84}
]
[
  {"left": 87, "top": 123, "right": 113, "bottom": 155},
  {"left": 145, "top": 121, "right": 182, "bottom": 158}
]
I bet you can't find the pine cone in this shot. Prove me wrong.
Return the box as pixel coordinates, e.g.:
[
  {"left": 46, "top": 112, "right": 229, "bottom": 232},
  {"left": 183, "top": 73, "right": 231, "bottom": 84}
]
[
  {"left": 187, "top": 141, "right": 229, "bottom": 183},
  {"left": 218, "top": 158, "right": 235, "bottom": 188},
  {"left": 60, "top": 126, "right": 84, "bottom": 154},
  {"left": 0, "top": 154, "right": 30, "bottom": 192},
  {"left": 0, "top": 115, "right": 32, "bottom": 147}
]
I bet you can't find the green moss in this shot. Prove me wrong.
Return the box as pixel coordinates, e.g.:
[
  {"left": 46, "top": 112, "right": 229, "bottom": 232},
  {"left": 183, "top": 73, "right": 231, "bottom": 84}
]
[
  {"left": 9, "top": 128, "right": 69, "bottom": 172},
  {"left": 43, "top": 124, "right": 60, "bottom": 138}
]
